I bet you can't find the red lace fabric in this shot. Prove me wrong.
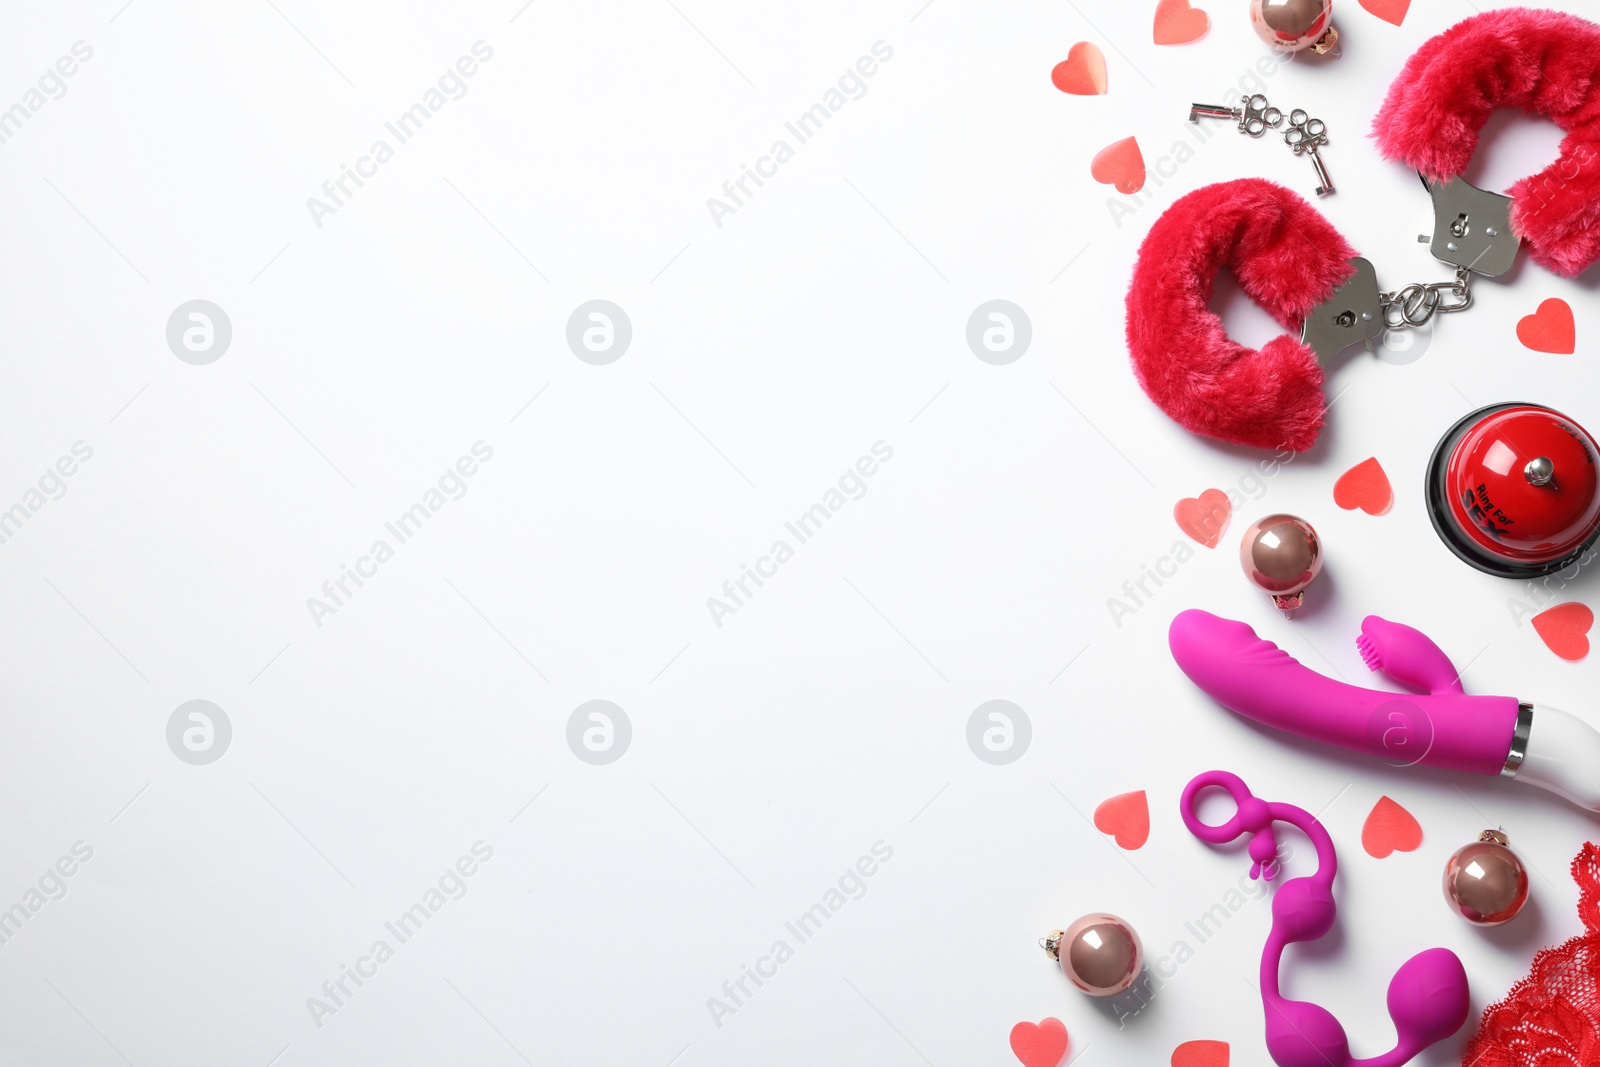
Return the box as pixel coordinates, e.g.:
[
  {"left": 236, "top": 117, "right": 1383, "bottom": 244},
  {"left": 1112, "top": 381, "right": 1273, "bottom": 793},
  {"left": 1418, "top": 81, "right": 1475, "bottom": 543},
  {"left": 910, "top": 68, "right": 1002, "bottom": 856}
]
[{"left": 1464, "top": 843, "right": 1600, "bottom": 1066}]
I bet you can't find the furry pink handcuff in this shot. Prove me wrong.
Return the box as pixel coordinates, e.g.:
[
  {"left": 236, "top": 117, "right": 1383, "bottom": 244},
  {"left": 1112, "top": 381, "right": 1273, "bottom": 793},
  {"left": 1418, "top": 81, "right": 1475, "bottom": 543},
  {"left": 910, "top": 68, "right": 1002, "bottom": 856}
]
[{"left": 1126, "top": 7, "right": 1600, "bottom": 453}]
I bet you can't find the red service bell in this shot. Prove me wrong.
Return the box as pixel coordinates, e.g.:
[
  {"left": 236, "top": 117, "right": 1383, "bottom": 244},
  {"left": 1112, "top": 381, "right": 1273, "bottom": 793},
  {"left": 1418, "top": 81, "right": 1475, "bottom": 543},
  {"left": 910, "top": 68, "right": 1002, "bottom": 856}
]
[{"left": 1426, "top": 403, "right": 1600, "bottom": 578}]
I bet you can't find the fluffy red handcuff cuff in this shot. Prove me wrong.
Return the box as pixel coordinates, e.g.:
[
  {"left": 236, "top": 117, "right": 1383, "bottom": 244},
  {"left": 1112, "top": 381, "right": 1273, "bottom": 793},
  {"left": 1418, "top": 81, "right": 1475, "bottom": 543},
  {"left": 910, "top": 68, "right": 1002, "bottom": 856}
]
[
  {"left": 1375, "top": 7, "right": 1600, "bottom": 280},
  {"left": 1126, "top": 7, "right": 1600, "bottom": 453}
]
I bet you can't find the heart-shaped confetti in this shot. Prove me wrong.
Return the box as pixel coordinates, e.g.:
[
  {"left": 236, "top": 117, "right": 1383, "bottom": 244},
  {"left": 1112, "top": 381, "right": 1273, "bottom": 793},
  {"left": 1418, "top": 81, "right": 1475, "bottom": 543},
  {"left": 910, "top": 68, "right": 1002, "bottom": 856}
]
[
  {"left": 1358, "top": 0, "right": 1411, "bottom": 26},
  {"left": 1174, "top": 489, "right": 1231, "bottom": 548},
  {"left": 1533, "top": 602, "right": 1592, "bottom": 661},
  {"left": 1010, "top": 1018, "right": 1070, "bottom": 1067},
  {"left": 1094, "top": 790, "right": 1150, "bottom": 850},
  {"left": 1172, "top": 1040, "right": 1229, "bottom": 1067},
  {"left": 1052, "top": 42, "right": 1107, "bottom": 95},
  {"left": 1362, "top": 796, "right": 1423, "bottom": 858},
  {"left": 1334, "top": 457, "right": 1393, "bottom": 516},
  {"left": 1516, "top": 297, "right": 1576, "bottom": 354},
  {"left": 1154, "top": 0, "right": 1211, "bottom": 44},
  {"left": 1091, "top": 137, "right": 1146, "bottom": 194}
]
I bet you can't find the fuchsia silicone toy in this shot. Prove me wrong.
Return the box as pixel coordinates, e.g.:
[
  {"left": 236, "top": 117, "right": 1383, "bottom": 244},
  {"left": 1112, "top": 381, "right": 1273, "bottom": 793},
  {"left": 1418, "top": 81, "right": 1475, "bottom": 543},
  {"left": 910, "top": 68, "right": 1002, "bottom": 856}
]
[
  {"left": 1181, "top": 771, "right": 1469, "bottom": 1067},
  {"left": 1170, "top": 610, "right": 1600, "bottom": 812}
]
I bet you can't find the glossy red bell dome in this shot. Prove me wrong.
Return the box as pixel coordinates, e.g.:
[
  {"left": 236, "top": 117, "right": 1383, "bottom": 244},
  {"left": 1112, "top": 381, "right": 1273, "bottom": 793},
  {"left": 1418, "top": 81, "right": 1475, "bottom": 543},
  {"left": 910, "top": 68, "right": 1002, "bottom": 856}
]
[{"left": 1426, "top": 403, "right": 1600, "bottom": 577}]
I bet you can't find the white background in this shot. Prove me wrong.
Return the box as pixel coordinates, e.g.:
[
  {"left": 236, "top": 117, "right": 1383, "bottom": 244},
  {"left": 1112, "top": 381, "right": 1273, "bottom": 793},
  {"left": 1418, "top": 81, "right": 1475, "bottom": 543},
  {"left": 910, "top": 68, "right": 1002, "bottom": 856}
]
[{"left": 0, "top": 1, "right": 1596, "bottom": 1065}]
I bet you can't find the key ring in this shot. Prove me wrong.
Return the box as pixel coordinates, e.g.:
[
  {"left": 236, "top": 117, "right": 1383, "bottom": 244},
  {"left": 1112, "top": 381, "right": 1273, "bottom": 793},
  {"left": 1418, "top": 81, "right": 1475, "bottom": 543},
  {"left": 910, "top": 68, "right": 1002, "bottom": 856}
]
[
  {"left": 1242, "top": 94, "right": 1283, "bottom": 137},
  {"left": 1283, "top": 110, "right": 1325, "bottom": 153}
]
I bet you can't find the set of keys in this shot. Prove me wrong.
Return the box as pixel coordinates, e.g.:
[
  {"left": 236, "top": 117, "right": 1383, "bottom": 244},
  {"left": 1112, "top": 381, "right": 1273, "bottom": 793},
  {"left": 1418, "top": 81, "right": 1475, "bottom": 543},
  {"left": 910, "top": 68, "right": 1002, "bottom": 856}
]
[{"left": 1189, "top": 94, "right": 1335, "bottom": 196}]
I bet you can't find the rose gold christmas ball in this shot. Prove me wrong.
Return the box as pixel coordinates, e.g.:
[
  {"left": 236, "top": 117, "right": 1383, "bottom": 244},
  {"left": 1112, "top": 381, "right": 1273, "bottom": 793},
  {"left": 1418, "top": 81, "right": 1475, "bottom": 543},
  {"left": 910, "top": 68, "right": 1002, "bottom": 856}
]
[
  {"left": 1443, "top": 831, "right": 1529, "bottom": 926},
  {"left": 1050, "top": 914, "right": 1143, "bottom": 996},
  {"left": 1251, "top": 0, "right": 1338, "bottom": 53},
  {"left": 1240, "top": 514, "right": 1323, "bottom": 611}
]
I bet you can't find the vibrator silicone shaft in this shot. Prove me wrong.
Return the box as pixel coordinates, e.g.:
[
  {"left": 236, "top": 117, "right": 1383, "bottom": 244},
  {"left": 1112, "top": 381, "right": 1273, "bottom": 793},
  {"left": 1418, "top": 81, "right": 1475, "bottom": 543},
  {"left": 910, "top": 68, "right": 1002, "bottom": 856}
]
[{"left": 1169, "top": 610, "right": 1518, "bottom": 776}]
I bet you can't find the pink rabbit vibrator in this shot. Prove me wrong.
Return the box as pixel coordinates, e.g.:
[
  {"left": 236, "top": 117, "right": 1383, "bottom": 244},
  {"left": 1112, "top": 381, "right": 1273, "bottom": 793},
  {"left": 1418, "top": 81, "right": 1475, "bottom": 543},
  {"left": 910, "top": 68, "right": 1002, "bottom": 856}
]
[
  {"left": 1169, "top": 610, "right": 1600, "bottom": 812},
  {"left": 1181, "top": 771, "right": 1469, "bottom": 1067}
]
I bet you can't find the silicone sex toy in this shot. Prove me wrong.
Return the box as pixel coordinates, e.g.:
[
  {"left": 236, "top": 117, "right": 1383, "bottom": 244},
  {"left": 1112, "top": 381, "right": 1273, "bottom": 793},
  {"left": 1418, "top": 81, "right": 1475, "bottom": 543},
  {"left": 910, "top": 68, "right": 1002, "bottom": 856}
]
[
  {"left": 1169, "top": 610, "right": 1600, "bottom": 811},
  {"left": 1181, "top": 771, "right": 1469, "bottom": 1067}
]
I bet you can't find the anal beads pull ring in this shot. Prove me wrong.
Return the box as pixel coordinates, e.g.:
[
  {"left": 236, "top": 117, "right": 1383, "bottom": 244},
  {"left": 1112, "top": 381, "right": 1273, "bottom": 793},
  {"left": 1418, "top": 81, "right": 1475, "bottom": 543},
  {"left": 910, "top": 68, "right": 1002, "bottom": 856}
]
[{"left": 1180, "top": 771, "right": 1469, "bottom": 1067}]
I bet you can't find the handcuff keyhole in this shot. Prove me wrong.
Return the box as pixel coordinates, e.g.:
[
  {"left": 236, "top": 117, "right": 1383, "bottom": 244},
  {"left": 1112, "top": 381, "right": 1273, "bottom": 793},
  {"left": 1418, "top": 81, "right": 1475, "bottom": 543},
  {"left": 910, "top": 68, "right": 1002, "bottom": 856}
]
[
  {"left": 1335, "top": 310, "right": 1356, "bottom": 328},
  {"left": 1450, "top": 212, "right": 1470, "bottom": 238}
]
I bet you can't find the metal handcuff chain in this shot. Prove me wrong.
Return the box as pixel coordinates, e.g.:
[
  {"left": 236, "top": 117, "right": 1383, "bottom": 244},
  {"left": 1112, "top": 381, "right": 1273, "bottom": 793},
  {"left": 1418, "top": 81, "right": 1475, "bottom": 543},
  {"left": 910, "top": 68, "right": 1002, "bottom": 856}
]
[
  {"left": 1299, "top": 174, "right": 1517, "bottom": 361},
  {"left": 1380, "top": 265, "right": 1474, "bottom": 331}
]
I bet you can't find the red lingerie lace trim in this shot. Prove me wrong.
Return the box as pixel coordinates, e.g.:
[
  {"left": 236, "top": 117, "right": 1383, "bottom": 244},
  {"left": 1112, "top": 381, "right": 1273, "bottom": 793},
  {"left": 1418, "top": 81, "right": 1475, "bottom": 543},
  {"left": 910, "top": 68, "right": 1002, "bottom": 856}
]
[{"left": 1464, "top": 842, "right": 1600, "bottom": 1066}]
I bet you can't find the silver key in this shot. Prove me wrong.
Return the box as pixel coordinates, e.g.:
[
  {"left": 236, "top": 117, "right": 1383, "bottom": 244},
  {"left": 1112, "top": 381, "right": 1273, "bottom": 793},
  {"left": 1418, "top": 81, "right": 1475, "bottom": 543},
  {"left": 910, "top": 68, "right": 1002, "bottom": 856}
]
[
  {"left": 1284, "top": 110, "right": 1334, "bottom": 196},
  {"left": 1189, "top": 93, "right": 1282, "bottom": 137}
]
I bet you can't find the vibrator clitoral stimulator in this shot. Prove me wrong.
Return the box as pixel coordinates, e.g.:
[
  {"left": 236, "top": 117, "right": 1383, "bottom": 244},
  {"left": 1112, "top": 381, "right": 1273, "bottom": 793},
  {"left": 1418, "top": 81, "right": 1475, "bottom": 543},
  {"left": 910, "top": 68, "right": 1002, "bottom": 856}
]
[
  {"left": 1181, "top": 771, "right": 1469, "bottom": 1067},
  {"left": 1169, "top": 610, "right": 1600, "bottom": 811}
]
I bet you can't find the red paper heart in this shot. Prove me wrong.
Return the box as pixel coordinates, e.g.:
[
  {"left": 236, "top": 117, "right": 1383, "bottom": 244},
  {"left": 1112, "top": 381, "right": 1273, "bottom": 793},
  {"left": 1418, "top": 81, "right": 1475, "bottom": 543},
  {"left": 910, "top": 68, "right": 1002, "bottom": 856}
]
[
  {"left": 1094, "top": 790, "right": 1150, "bottom": 850},
  {"left": 1358, "top": 0, "right": 1411, "bottom": 26},
  {"left": 1334, "top": 457, "right": 1393, "bottom": 516},
  {"left": 1154, "top": 0, "right": 1210, "bottom": 44},
  {"left": 1533, "top": 602, "right": 1593, "bottom": 661},
  {"left": 1174, "top": 489, "right": 1231, "bottom": 548},
  {"left": 1172, "top": 1040, "right": 1230, "bottom": 1067},
  {"left": 1091, "top": 137, "right": 1146, "bottom": 195},
  {"left": 1516, "top": 298, "right": 1576, "bottom": 354},
  {"left": 1010, "top": 1018, "right": 1070, "bottom": 1067},
  {"left": 1052, "top": 42, "right": 1107, "bottom": 95},
  {"left": 1362, "top": 796, "right": 1422, "bottom": 858}
]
